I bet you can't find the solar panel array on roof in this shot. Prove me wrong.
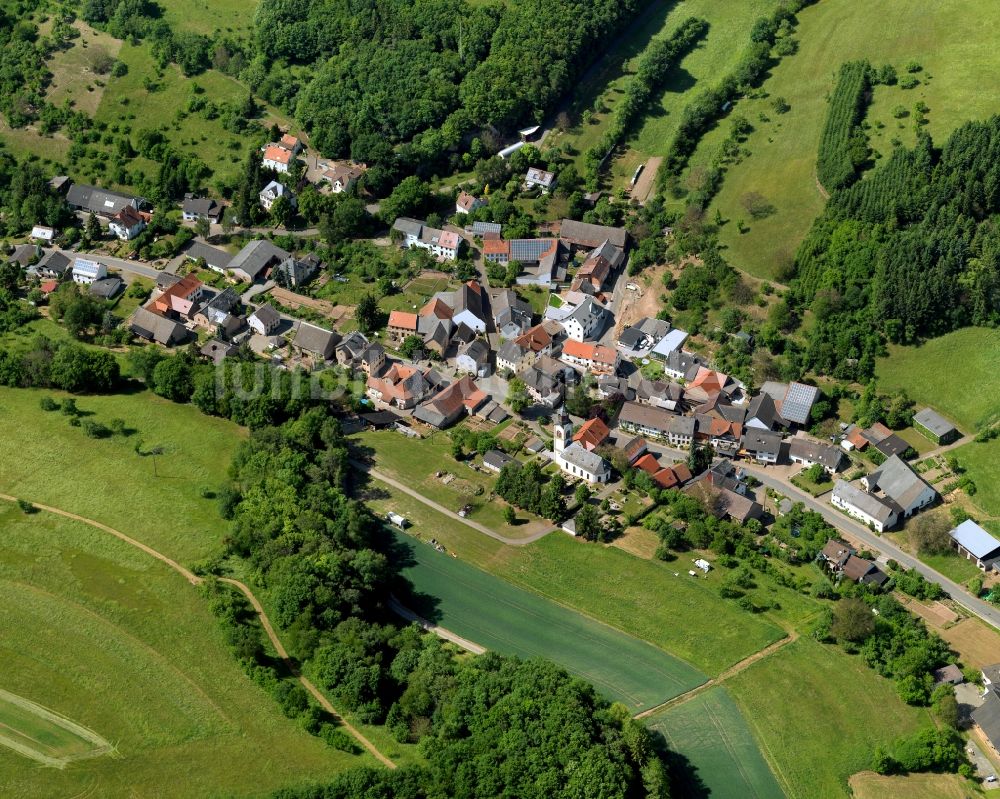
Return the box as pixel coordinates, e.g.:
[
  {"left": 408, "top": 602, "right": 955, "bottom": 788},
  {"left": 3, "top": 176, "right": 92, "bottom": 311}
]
[
  {"left": 510, "top": 239, "right": 554, "bottom": 262},
  {"left": 781, "top": 382, "right": 818, "bottom": 424}
]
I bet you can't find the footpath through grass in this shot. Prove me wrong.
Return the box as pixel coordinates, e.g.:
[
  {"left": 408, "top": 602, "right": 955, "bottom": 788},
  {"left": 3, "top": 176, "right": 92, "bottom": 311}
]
[
  {"left": 395, "top": 532, "right": 706, "bottom": 712},
  {"left": 645, "top": 687, "right": 785, "bottom": 799},
  {"left": 726, "top": 638, "right": 929, "bottom": 799},
  {"left": 0, "top": 507, "right": 361, "bottom": 798},
  {"left": 0, "top": 386, "right": 244, "bottom": 563}
]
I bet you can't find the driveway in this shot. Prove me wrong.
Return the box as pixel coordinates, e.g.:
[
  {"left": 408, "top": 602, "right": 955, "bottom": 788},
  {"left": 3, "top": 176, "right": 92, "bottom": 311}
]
[{"left": 966, "top": 736, "right": 999, "bottom": 789}]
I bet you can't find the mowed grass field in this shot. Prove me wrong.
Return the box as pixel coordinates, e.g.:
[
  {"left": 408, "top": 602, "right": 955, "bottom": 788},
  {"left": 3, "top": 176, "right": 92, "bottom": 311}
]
[
  {"left": 727, "top": 638, "right": 930, "bottom": 799},
  {"left": 159, "top": 0, "right": 257, "bottom": 35},
  {"left": 367, "top": 480, "right": 788, "bottom": 676},
  {"left": 848, "top": 771, "right": 976, "bottom": 799},
  {"left": 0, "top": 688, "right": 111, "bottom": 768},
  {"left": 394, "top": 532, "right": 707, "bottom": 712},
  {"left": 701, "top": 0, "right": 1000, "bottom": 279},
  {"left": 547, "top": 0, "right": 781, "bottom": 192},
  {"left": 950, "top": 438, "right": 1000, "bottom": 520},
  {"left": 0, "top": 507, "right": 361, "bottom": 798},
  {"left": 876, "top": 327, "right": 1000, "bottom": 431},
  {"left": 0, "top": 387, "right": 244, "bottom": 563},
  {"left": 645, "top": 687, "right": 785, "bottom": 799}
]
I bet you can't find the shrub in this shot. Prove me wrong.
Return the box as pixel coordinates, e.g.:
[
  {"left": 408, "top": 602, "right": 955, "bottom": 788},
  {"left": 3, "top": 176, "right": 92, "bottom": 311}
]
[
  {"left": 39, "top": 396, "right": 60, "bottom": 412},
  {"left": 16, "top": 499, "right": 36, "bottom": 514}
]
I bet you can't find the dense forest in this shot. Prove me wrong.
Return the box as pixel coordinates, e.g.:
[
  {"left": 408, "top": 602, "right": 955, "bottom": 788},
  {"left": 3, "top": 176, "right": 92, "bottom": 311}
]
[{"left": 790, "top": 118, "right": 1000, "bottom": 380}]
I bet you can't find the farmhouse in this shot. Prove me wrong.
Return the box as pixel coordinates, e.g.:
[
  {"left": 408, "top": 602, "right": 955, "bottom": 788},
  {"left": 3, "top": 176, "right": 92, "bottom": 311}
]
[
  {"left": 455, "top": 191, "right": 484, "bottom": 214},
  {"left": 413, "top": 375, "right": 488, "bottom": 428},
  {"left": 228, "top": 239, "right": 290, "bottom": 283},
  {"left": 322, "top": 161, "right": 366, "bottom": 193},
  {"left": 273, "top": 254, "right": 320, "bottom": 288},
  {"left": 392, "top": 217, "right": 462, "bottom": 261},
  {"left": 181, "top": 196, "right": 223, "bottom": 222},
  {"left": 913, "top": 408, "right": 960, "bottom": 444},
  {"left": 292, "top": 322, "right": 341, "bottom": 361},
  {"left": 831, "top": 480, "right": 898, "bottom": 532},
  {"left": 185, "top": 241, "right": 234, "bottom": 273},
  {"left": 71, "top": 258, "right": 107, "bottom": 285},
  {"left": 456, "top": 339, "right": 491, "bottom": 377},
  {"left": 248, "top": 303, "right": 281, "bottom": 335},
  {"left": 200, "top": 338, "right": 239, "bottom": 364},
  {"left": 492, "top": 289, "right": 532, "bottom": 339},
  {"left": 360, "top": 343, "right": 387, "bottom": 376},
  {"left": 452, "top": 281, "right": 488, "bottom": 333},
  {"left": 560, "top": 339, "right": 620, "bottom": 375},
  {"left": 34, "top": 250, "right": 71, "bottom": 279},
  {"left": 617, "top": 402, "right": 694, "bottom": 447},
  {"left": 820, "top": 539, "right": 888, "bottom": 586},
  {"left": 129, "top": 307, "right": 188, "bottom": 346},
  {"left": 366, "top": 363, "right": 437, "bottom": 409},
  {"left": 109, "top": 205, "right": 147, "bottom": 240},
  {"left": 497, "top": 324, "right": 553, "bottom": 374},
  {"left": 743, "top": 393, "right": 786, "bottom": 431},
  {"left": 861, "top": 455, "right": 936, "bottom": 518},
  {"left": 66, "top": 183, "right": 144, "bottom": 217},
  {"left": 262, "top": 144, "right": 295, "bottom": 173},
  {"left": 685, "top": 476, "right": 762, "bottom": 524},
  {"left": 741, "top": 429, "right": 782, "bottom": 464},
  {"left": 559, "top": 219, "right": 628, "bottom": 251},
  {"left": 949, "top": 519, "right": 1000, "bottom": 571},
  {"left": 259, "top": 180, "right": 294, "bottom": 212},
  {"left": 788, "top": 435, "right": 845, "bottom": 474},
  {"left": 387, "top": 310, "right": 419, "bottom": 342},
  {"left": 525, "top": 168, "right": 556, "bottom": 191},
  {"left": 661, "top": 349, "right": 704, "bottom": 380}
]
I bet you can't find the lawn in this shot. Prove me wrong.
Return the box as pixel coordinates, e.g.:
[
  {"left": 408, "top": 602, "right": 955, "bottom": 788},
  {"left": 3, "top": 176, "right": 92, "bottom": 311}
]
[
  {"left": 0, "top": 386, "right": 244, "bottom": 563},
  {"left": 703, "top": 0, "right": 1000, "bottom": 279},
  {"left": 393, "top": 531, "right": 707, "bottom": 712},
  {"left": 365, "top": 479, "right": 789, "bottom": 677},
  {"left": 848, "top": 771, "right": 974, "bottom": 799},
  {"left": 950, "top": 438, "right": 1000, "bottom": 519},
  {"left": 727, "top": 638, "right": 930, "bottom": 799},
  {"left": 645, "top": 687, "right": 785, "bottom": 799},
  {"left": 876, "top": 327, "right": 1000, "bottom": 431},
  {"left": 355, "top": 428, "right": 547, "bottom": 536},
  {"left": 0, "top": 507, "right": 361, "bottom": 798}
]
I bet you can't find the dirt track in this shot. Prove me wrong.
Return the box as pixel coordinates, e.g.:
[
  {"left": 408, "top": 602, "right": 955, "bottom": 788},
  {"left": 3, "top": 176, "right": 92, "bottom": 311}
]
[
  {"left": 0, "top": 493, "right": 396, "bottom": 770},
  {"left": 631, "top": 156, "right": 662, "bottom": 205}
]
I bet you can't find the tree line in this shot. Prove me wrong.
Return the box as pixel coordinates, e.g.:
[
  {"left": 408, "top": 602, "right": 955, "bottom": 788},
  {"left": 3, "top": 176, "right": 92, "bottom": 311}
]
[{"left": 815, "top": 60, "right": 872, "bottom": 192}]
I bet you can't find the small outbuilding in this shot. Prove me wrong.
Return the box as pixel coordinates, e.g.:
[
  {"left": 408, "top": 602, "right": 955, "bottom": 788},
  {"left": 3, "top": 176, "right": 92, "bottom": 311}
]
[
  {"left": 949, "top": 519, "right": 1000, "bottom": 571},
  {"left": 913, "top": 408, "right": 959, "bottom": 444}
]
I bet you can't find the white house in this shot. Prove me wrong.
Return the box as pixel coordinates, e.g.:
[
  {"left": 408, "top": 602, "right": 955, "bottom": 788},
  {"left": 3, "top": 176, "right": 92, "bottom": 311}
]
[
  {"left": 525, "top": 168, "right": 556, "bottom": 192},
  {"left": 322, "top": 161, "right": 365, "bottom": 193},
  {"left": 71, "top": 258, "right": 107, "bottom": 285},
  {"left": 109, "top": 206, "right": 146, "bottom": 240},
  {"left": 262, "top": 144, "right": 294, "bottom": 173},
  {"left": 553, "top": 411, "right": 610, "bottom": 484},
  {"left": 451, "top": 281, "right": 487, "bottom": 333},
  {"left": 391, "top": 217, "right": 461, "bottom": 261},
  {"left": 831, "top": 480, "right": 898, "bottom": 532},
  {"left": 30, "top": 225, "right": 55, "bottom": 242},
  {"left": 788, "top": 436, "right": 844, "bottom": 474},
  {"left": 617, "top": 402, "right": 694, "bottom": 448},
  {"left": 455, "top": 191, "right": 484, "bottom": 215},
  {"left": 248, "top": 303, "right": 281, "bottom": 336},
  {"left": 560, "top": 297, "right": 605, "bottom": 342},
  {"left": 259, "top": 181, "right": 294, "bottom": 212}
]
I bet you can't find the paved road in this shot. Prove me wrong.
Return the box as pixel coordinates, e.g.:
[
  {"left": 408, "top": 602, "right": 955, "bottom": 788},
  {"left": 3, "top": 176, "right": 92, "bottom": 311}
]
[
  {"left": 740, "top": 463, "right": 1000, "bottom": 630},
  {"left": 57, "top": 249, "right": 162, "bottom": 281},
  {"left": 351, "top": 459, "right": 554, "bottom": 546},
  {"left": 636, "top": 439, "right": 1000, "bottom": 631}
]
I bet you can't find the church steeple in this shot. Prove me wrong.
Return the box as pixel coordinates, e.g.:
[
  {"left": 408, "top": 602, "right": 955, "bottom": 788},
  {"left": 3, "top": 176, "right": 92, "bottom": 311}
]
[{"left": 553, "top": 408, "right": 572, "bottom": 453}]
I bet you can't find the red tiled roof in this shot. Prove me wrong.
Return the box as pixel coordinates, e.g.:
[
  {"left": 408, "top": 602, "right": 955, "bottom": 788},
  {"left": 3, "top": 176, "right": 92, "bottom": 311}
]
[
  {"left": 419, "top": 297, "right": 453, "bottom": 320},
  {"left": 514, "top": 324, "right": 552, "bottom": 354},
  {"left": 263, "top": 145, "right": 292, "bottom": 164},
  {"left": 574, "top": 417, "right": 610, "bottom": 450},
  {"left": 482, "top": 238, "right": 510, "bottom": 256},
  {"left": 388, "top": 311, "right": 418, "bottom": 331},
  {"left": 634, "top": 453, "right": 660, "bottom": 476},
  {"left": 653, "top": 468, "right": 679, "bottom": 489},
  {"left": 280, "top": 134, "right": 299, "bottom": 149}
]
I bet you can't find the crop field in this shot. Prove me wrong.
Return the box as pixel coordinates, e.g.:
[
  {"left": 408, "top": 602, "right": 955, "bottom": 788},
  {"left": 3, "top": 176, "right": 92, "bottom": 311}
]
[
  {"left": 645, "top": 687, "right": 785, "bottom": 799},
  {"left": 727, "top": 638, "right": 929, "bottom": 799},
  {"left": 0, "top": 387, "right": 244, "bottom": 563},
  {"left": 698, "top": 0, "right": 1000, "bottom": 279},
  {"left": 0, "top": 688, "right": 113, "bottom": 768},
  {"left": 876, "top": 327, "right": 1000, "bottom": 431},
  {"left": 547, "top": 0, "right": 780, "bottom": 192},
  {"left": 366, "top": 478, "right": 788, "bottom": 676},
  {"left": 394, "top": 532, "right": 707, "bottom": 711},
  {"left": 0, "top": 507, "right": 360, "bottom": 798}
]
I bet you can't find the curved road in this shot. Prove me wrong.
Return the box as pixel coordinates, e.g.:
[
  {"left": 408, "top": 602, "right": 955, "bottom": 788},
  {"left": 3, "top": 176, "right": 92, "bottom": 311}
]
[
  {"left": 0, "top": 493, "right": 396, "bottom": 769},
  {"left": 352, "top": 460, "right": 554, "bottom": 546}
]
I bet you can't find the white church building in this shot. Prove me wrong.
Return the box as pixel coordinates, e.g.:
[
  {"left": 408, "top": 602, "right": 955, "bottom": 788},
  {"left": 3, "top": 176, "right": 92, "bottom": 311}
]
[{"left": 553, "top": 410, "right": 610, "bottom": 484}]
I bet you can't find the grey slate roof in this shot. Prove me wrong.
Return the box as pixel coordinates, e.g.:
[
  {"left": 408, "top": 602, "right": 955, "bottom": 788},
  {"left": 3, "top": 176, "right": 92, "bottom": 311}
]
[
  {"left": 66, "top": 183, "right": 142, "bottom": 216},
  {"left": 392, "top": 217, "right": 424, "bottom": 238},
  {"left": 559, "top": 441, "right": 608, "bottom": 474},
  {"left": 973, "top": 690, "right": 1000, "bottom": 751},
  {"left": 35, "top": 249, "right": 70, "bottom": 276},
  {"left": 293, "top": 321, "right": 340, "bottom": 358},
  {"left": 89, "top": 276, "right": 123, "bottom": 299},
  {"left": 914, "top": 408, "right": 958, "bottom": 438},
  {"left": 832, "top": 480, "right": 897, "bottom": 525},
  {"left": 186, "top": 241, "right": 234, "bottom": 271},
  {"left": 866, "top": 455, "right": 934, "bottom": 511},
  {"left": 559, "top": 219, "right": 627, "bottom": 249},
  {"left": 228, "top": 239, "right": 290, "bottom": 281},
  {"left": 130, "top": 307, "right": 187, "bottom": 345},
  {"left": 788, "top": 436, "right": 843, "bottom": 470},
  {"left": 741, "top": 429, "right": 783, "bottom": 454},
  {"left": 250, "top": 302, "right": 281, "bottom": 329}
]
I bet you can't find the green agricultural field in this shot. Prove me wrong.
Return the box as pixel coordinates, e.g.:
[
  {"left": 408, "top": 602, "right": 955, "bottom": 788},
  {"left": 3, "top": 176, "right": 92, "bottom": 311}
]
[
  {"left": 0, "top": 688, "right": 112, "bottom": 768},
  {"left": 366, "top": 480, "right": 789, "bottom": 676},
  {"left": 547, "top": 0, "right": 781, "bottom": 191},
  {"left": 394, "top": 532, "right": 706, "bottom": 711},
  {"left": 727, "top": 638, "right": 930, "bottom": 799},
  {"left": 645, "top": 687, "right": 785, "bottom": 799},
  {"left": 0, "top": 507, "right": 361, "bottom": 798},
  {"left": 876, "top": 327, "right": 1000, "bottom": 431},
  {"left": 701, "top": 0, "right": 1000, "bottom": 279},
  {"left": 0, "top": 387, "right": 244, "bottom": 562}
]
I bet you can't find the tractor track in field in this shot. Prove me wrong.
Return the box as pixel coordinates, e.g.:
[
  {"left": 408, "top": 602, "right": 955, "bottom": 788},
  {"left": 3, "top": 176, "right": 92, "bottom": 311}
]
[{"left": 0, "top": 493, "right": 396, "bottom": 770}]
